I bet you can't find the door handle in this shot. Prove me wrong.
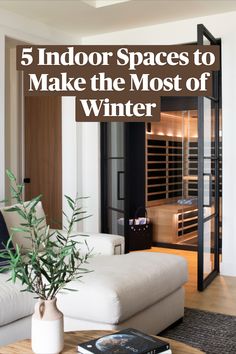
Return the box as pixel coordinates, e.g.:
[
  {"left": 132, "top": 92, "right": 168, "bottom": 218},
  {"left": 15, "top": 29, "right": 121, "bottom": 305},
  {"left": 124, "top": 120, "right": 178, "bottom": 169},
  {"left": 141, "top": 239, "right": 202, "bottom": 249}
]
[
  {"left": 23, "top": 178, "right": 31, "bottom": 184},
  {"left": 117, "top": 171, "right": 124, "bottom": 201}
]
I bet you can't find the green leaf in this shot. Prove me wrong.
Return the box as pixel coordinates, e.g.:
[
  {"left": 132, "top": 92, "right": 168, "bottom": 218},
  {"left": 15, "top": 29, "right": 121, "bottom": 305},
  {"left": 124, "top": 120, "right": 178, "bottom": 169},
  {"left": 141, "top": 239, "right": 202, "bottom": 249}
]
[
  {"left": 6, "top": 169, "right": 16, "bottom": 181},
  {"left": 28, "top": 195, "right": 42, "bottom": 211},
  {"left": 63, "top": 287, "right": 78, "bottom": 292},
  {"left": 66, "top": 199, "right": 74, "bottom": 211},
  {"left": 5, "top": 207, "right": 19, "bottom": 212},
  {"left": 74, "top": 215, "right": 92, "bottom": 223},
  {"left": 5, "top": 207, "right": 26, "bottom": 220},
  {"left": 76, "top": 196, "right": 90, "bottom": 200},
  {"left": 11, "top": 227, "right": 30, "bottom": 233},
  {"left": 64, "top": 195, "right": 75, "bottom": 204}
]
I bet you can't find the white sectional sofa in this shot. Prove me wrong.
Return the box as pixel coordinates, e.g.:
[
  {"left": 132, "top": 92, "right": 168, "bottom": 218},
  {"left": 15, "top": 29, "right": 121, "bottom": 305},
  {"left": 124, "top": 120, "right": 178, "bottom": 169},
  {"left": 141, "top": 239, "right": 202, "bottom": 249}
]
[
  {"left": 0, "top": 203, "right": 188, "bottom": 347},
  {"left": 58, "top": 252, "right": 187, "bottom": 334}
]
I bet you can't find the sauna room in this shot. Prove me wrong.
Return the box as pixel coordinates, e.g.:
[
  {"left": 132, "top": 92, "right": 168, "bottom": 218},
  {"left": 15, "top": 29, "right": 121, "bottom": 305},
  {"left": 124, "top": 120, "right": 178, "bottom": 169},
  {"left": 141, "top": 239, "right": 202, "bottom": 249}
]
[{"left": 146, "top": 100, "right": 222, "bottom": 250}]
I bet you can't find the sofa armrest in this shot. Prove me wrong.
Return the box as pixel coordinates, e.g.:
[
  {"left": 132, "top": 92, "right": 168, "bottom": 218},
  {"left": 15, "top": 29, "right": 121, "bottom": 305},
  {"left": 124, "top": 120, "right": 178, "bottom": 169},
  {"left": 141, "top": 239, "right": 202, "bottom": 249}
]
[
  {"left": 84, "top": 233, "right": 125, "bottom": 255},
  {"left": 49, "top": 230, "right": 125, "bottom": 256}
]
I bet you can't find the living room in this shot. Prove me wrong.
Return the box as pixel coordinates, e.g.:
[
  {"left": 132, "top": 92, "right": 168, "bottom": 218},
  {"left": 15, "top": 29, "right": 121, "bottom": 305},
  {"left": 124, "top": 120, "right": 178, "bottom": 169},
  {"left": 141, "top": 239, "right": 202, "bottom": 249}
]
[{"left": 0, "top": 1, "right": 236, "bottom": 353}]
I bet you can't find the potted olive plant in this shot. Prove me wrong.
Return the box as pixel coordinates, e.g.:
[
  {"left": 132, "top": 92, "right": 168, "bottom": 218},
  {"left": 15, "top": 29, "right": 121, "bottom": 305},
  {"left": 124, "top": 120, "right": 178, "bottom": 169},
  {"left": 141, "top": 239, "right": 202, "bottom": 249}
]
[{"left": 0, "top": 170, "right": 92, "bottom": 354}]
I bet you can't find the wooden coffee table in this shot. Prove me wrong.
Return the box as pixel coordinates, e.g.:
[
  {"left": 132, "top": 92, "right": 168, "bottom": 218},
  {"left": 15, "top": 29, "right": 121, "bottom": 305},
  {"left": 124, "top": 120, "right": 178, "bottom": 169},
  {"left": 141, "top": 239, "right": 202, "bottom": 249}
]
[{"left": 0, "top": 330, "right": 204, "bottom": 353}]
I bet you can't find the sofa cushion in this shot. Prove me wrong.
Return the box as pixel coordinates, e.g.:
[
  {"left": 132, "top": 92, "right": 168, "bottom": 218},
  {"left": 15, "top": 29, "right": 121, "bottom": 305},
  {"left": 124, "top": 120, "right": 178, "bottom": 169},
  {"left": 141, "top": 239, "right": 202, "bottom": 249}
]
[
  {"left": 57, "top": 252, "right": 188, "bottom": 325},
  {"left": 0, "top": 273, "right": 35, "bottom": 327},
  {"left": 1, "top": 201, "right": 46, "bottom": 252}
]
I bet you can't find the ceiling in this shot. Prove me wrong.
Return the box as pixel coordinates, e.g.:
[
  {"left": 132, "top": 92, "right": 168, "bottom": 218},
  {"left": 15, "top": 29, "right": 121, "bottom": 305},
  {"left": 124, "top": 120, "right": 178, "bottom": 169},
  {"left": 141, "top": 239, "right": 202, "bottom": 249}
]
[{"left": 0, "top": 0, "right": 236, "bottom": 37}]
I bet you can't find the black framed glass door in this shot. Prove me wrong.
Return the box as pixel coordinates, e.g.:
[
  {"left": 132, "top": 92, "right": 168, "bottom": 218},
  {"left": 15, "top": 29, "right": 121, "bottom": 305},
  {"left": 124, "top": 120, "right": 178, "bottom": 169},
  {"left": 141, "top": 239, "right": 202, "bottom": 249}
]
[{"left": 197, "top": 24, "right": 220, "bottom": 291}]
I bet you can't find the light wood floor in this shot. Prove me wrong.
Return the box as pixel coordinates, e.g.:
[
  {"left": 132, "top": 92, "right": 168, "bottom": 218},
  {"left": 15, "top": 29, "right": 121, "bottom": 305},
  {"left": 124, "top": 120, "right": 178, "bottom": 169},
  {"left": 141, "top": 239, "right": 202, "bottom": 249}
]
[{"left": 147, "top": 247, "right": 236, "bottom": 316}]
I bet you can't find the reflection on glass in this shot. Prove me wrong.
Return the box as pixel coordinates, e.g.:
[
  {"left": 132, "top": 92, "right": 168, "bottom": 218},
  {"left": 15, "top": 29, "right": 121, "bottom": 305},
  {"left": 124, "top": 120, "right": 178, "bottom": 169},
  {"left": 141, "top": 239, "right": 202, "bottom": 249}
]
[
  {"left": 204, "top": 98, "right": 213, "bottom": 158},
  {"left": 108, "top": 209, "right": 125, "bottom": 236},
  {"left": 203, "top": 98, "right": 215, "bottom": 217},
  {"left": 204, "top": 158, "right": 215, "bottom": 217},
  {"left": 203, "top": 217, "right": 215, "bottom": 279},
  {"left": 107, "top": 122, "right": 124, "bottom": 158},
  {"left": 203, "top": 174, "right": 211, "bottom": 207}
]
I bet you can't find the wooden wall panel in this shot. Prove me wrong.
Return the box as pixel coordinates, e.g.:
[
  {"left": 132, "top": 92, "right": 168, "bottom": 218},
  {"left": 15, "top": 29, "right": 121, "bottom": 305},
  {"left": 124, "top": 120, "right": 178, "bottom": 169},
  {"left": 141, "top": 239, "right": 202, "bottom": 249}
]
[{"left": 25, "top": 96, "right": 62, "bottom": 228}]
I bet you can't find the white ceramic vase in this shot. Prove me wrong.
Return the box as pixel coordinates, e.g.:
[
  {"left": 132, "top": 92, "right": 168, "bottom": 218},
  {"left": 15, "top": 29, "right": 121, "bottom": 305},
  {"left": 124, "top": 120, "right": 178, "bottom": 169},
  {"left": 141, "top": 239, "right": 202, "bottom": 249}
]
[{"left": 31, "top": 297, "right": 64, "bottom": 354}]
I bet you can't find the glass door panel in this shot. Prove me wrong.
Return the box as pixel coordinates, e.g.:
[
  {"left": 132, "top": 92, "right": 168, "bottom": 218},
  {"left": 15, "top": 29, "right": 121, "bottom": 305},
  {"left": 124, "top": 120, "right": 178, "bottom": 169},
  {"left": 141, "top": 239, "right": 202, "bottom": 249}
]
[
  {"left": 198, "top": 24, "right": 220, "bottom": 291},
  {"left": 107, "top": 122, "right": 124, "bottom": 158},
  {"left": 107, "top": 159, "right": 125, "bottom": 211},
  {"left": 203, "top": 217, "right": 215, "bottom": 278},
  {"left": 146, "top": 109, "right": 200, "bottom": 248},
  {"left": 108, "top": 209, "right": 125, "bottom": 236},
  {"left": 102, "top": 122, "right": 125, "bottom": 236}
]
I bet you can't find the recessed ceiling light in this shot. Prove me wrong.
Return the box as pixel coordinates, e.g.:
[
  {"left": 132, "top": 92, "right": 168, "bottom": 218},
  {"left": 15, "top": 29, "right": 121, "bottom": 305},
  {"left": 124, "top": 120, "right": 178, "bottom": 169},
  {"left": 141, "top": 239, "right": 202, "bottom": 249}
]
[{"left": 83, "top": 0, "right": 131, "bottom": 8}]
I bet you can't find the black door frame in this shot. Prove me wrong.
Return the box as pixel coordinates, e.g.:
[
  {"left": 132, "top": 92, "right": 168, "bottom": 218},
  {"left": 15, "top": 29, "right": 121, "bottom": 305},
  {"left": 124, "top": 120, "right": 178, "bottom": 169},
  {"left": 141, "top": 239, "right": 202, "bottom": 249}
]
[
  {"left": 100, "top": 122, "right": 109, "bottom": 234},
  {"left": 100, "top": 122, "right": 126, "bottom": 236},
  {"left": 197, "top": 24, "right": 220, "bottom": 291}
]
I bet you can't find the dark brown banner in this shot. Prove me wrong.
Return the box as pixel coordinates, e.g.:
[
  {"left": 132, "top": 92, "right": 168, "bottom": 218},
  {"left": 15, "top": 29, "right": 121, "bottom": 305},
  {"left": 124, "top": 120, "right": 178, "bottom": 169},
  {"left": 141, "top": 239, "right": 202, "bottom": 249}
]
[{"left": 16, "top": 45, "right": 220, "bottom": 122}]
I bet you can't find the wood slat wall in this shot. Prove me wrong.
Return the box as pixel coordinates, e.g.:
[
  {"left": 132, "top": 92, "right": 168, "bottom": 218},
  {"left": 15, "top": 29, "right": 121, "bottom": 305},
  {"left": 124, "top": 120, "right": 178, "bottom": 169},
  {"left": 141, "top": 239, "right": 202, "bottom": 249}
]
[
  {"left": 146, "top": 135, "right": 183, "bottom": 205},
  {"left": 25, "top": 96, "right": 62, "bottom": 228}
]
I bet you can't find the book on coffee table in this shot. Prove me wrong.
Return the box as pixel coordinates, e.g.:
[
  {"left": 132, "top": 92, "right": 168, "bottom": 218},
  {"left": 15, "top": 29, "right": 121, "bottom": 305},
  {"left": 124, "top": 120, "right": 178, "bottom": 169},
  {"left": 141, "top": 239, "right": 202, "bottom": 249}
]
[{"left": 77, "top": 328, "right": 172, "bottom": 354}]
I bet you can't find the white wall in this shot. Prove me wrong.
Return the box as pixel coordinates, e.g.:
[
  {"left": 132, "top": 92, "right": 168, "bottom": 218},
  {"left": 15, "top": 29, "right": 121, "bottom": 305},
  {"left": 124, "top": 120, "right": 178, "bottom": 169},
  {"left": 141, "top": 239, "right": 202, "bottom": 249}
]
[
  {"left": 80, "top": 11, "right": 236, "bottom": 276},
  {"left": 80, "top": 122, "right": 101, "bottom": 232},
  {"left": 61, "top": 97, "right": 100, "bottom": 233},
  {"left": 0, "top": 32, "right": 5, "bottom": 207},
  {"left": 5, "top": 42, "right": 24, "bottom": 204},
  {"left": 61, "top": 96, "right": 77, "bottom": 229}
]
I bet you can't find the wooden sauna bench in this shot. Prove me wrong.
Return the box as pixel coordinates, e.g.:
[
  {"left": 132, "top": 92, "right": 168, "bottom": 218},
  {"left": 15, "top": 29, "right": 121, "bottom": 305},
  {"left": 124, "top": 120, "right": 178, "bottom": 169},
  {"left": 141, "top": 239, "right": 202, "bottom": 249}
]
[{"left": 147, "top": 203, "right": 198, "bottom": 244}]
